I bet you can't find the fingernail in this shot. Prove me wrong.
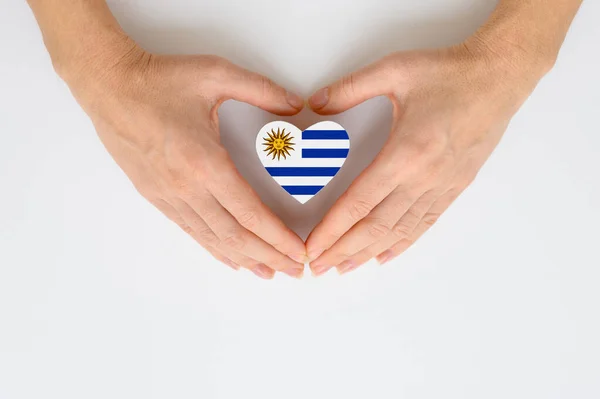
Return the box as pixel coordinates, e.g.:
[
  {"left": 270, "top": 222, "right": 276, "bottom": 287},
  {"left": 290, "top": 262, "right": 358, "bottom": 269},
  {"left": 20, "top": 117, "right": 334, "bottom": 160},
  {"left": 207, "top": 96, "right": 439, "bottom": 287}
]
[
  {"left": 376, "top": 250, "right": 395, "bottom": 265},
  {"left": 284, "top": 267, "right": 305, "bottom": 279},
  {"left": 309, "top": 87, "right": 329, "bottom": 109},
  {"left": 289, "top": 254, "right": 307, "bottom": 264},
  {"left": 307, "top": 249, "right": 325, "bottom": 262},
  {"left": 311, "top": 263, "right": 331, "bottom": 276},
  {"left": 337, "top": 260, "right": 357, "bottom": 275},
  {"left": 286, "top": 91, "right": 305, "bottom": 109},
  {"left": 252, "top": 264, "right": 275, "bottom": 280},
  {"left": 224, "top": 259, "right": 240, "bottom": 270}
]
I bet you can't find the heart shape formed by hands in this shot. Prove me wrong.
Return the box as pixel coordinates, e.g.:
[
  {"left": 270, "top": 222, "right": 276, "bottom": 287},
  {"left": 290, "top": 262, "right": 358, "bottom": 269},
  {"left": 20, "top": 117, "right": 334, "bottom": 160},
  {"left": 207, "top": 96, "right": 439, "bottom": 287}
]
[{"left": 256, "top": 121, "right": 350, "bottom": 204}]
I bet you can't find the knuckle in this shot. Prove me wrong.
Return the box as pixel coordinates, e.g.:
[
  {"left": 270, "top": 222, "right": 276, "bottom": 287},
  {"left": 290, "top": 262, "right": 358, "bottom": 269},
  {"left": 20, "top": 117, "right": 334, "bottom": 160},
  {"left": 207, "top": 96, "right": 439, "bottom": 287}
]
[
  {"left": 180, "top": 224, "right": 194, "bottom": 235},
  {"left": 179, "top": 148, "right": 202, "bottom": 171},
  {"left": 424, "top": 158, "right": 448, "bottom": 178},
  {"left": 340, "top": 73, "right": 357, "bottom": 99},
  {"left": 178, "top": 145, "right": 217, "bottom": 178},
  {"left": 195, "top": 57, "right": 233, "bottom": 92},
  {"left": 222, "top": 230, "right": 247, "bottom": 251},
  {"left": 404, "top": 135, "right": 448, "bottom": 163},
  {"left": 331, "top": 249, "right": 354, "bottom": 260},
  {"left": 381, "top": 54, "right": 406, "bottom": 76},
  {"left": 199, "top": 208, "right": 219, "bottom": 226},
  {"left": 365, "top": 220, "right": 392, "bottom": 239},
  {"left": 422, "top": 213, "right": 441, "bottom": 227},
  {"left": 392, "top": 221, "right": 413, "bottom": 238},
  {"left": 338, "top": 251, "right": 355, "bottom": 260},
  {"left": 170, "top": 177, "right": 193, "bottom": 198},
  {"left": 204, "top": 146, "right": 229, "bottom": 168},
  {"left": 267, "top": 238, "right": 286, "bottom": 253},
  {"left": 163, "top": 162, "right": 193, "bottom": 195},
  {"left": 404, "top": 206, "right": 423, "bottom": 223},
  {"left": 202, "top": 55, "right": 230, "bottom": 78},
  {"left": 419, "top": 139, "right": 445, "bottom": 159},
  {"left": 347, "top": 199, "right": 373, "bottom": 221},
  {"left": 196, "top": 226, "right": 218, "bottom": 246},
  {"left": 265, "top": 256, "right": 287, "bottom": 270},
  {"left": 324, "top": 231, "right": 343, "bottom": 245},
  {"left": 237, "top": 209, "right": 261, "bottom": 230},
  {"left": 430, "top": 152, "right": 457, "bottom": 178},
  {"left": 259, "top": 75, "right": 276, "bottom": 98},
  {"left": 382, "top": 59, "right": 402, "bottom": 80}
]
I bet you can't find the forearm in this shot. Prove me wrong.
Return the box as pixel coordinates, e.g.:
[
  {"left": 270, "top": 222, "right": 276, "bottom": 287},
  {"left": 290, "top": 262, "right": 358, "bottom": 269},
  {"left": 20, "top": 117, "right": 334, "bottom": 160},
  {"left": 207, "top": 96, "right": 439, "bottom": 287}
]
[
  {"left": 471, "top": 0, "right": 583, "bottom": 75},
  {"left": 27, "top": 0, "right": 135, "bottom": 82}
]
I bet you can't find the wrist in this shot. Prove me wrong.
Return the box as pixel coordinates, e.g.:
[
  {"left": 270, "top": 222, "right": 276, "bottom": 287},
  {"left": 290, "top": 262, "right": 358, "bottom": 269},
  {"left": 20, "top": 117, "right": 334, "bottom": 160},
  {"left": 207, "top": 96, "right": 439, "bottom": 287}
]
[
  {"left": 468, "top": 30, "right": 556, "bottom": 81},
  {"left": 58, "top": 31, "right": 154, "bottom": 113},
  {"left": 464, "top": 1, "right": 570, "bottom": 86},
  {"left": 55, "top": 27, "right": 145, "bottom": 91},
  {"left": 56, "top": 32, "right": 140, "bottom": 85},
  {"left": 452, "top": 28, "right": 556, "bottom": 103}
]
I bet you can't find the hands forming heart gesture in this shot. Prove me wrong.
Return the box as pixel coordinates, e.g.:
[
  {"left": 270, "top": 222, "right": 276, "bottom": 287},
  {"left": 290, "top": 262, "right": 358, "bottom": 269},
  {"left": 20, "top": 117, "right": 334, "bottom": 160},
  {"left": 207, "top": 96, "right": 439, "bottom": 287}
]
[{"left": 28, "top": 0, "right": 582, "bottom": 279}]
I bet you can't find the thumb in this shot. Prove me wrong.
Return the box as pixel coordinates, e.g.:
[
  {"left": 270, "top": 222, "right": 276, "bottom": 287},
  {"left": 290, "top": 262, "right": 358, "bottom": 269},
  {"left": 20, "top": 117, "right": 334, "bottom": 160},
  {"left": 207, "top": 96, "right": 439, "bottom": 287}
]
[
  {"left": 308, "top": 57, "right": 400, "bottom": 115},
  {"left": 216, "top": 61, "right": 304, "bottom": 116}
]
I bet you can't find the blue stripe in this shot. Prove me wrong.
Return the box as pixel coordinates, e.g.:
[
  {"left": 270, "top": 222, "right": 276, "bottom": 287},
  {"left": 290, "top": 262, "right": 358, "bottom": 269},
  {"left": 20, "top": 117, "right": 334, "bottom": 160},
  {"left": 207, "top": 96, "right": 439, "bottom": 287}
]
[
  {"left": 302, "top": 130, "right": 349, "bottom": 140},
  {"left": 266, "top": 167, "right": 340, "bottom": 177},
  {"left": 302, "top": 149, "right": 349, "bottom": 158},
  {"left": 282, "top": 186, "right": 324, "bottom": 195}
]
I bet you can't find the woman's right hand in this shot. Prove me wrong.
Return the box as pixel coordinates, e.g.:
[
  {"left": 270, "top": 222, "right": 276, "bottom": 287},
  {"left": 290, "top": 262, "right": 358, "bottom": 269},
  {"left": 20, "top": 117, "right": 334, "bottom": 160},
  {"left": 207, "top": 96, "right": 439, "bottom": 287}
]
[{"left": 61, "top": 37, "right": 307, "bottom": 279}]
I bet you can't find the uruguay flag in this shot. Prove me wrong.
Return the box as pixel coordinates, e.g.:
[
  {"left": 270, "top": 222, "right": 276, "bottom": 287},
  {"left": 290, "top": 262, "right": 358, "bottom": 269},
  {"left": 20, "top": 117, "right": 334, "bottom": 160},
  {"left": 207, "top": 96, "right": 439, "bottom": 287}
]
[{"left": 256, "top": 121, "right": 350, "bottom": 204}]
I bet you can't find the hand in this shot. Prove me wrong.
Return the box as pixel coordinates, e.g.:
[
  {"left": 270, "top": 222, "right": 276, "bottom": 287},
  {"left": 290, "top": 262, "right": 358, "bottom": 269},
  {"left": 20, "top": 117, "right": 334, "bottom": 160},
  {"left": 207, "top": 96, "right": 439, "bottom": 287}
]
[
  {"left": 62, "top": 37, "right": 307, "bottom": 279},
  {"left": 305, "top": 35, "right": 552, "bottom": 275}
]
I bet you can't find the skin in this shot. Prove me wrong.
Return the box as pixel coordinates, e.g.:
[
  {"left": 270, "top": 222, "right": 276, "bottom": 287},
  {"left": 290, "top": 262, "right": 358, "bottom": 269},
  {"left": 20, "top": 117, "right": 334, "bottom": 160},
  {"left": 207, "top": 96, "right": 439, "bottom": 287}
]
[
  {"left": 27, "top": 0, "right": 308, "bottom": 279},
  {"left": 306, "top": 0, "right": 584, "bottom": 275},
  {"left": 27, "top": 0, "right": 583, "bottom": 279}
]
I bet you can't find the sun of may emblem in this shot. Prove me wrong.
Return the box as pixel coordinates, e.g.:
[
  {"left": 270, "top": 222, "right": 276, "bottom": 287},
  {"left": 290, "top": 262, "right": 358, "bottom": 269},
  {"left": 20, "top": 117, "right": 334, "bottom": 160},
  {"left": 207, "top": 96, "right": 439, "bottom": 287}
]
[{"left": 262, "top": 127, "right": 295, "bottom": 161}]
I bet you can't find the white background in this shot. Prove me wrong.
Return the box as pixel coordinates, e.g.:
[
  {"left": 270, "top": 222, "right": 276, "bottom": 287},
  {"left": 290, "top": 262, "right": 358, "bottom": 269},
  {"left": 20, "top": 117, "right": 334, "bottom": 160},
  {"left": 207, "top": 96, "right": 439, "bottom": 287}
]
[{"left": 1, "top": 0, "right": 599, "bottom": 398}]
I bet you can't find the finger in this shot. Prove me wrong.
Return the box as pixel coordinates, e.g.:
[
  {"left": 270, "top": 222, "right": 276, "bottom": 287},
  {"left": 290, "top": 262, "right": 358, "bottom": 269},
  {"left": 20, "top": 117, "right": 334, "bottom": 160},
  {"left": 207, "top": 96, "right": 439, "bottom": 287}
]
[
  {"left": 309, "top": 188, "right": 418, "bottom": 275},
  {"left": 149, "top": 197, "right": 189, "bottom": 227},
  {"left": 222, "top": 247, "right": 277, "bottom": 279},
  {"left": 172, "top": 199, "right": 282, "bottom": 279},
  {"left": 376, "top": 187, "right": 462, "bottom": 265},
  {"left": 207, "top": 247, "right": 276, "bottom": 280},
  {"left": 185, "top": 193, "right": 304, "bottom": 277},
  {"left": 305, "top": 150, "right": 401, "bottom": 262},
  {"left": 335, "top": 187, "right": 460, "bottom": 274},
  {"left": 216, "top": 60, "right": 304, "bottom": 116},
  {"left": 150, "top": 197, "right": 218, "bottom": 248},
  {"left": 150, "top": 198, "right": 241, "bottom": 271},
  {"left": 246, "top": 263, "right": 277, "bottom": 279},
  {"left": 311, "top": 189, "right": 438, "bottom": 276},
  {"left": 335, "top": 191, "right": 436, "bottom": 275},
  {"left": 207, "top": 156, "right": 307, "bottom": 264},
  {"left": 308, "top": 56, "right": 404, "bottom": 115},
  {"left": 165, "top": 198, "right": 241, "bottom": 269},
  {"left": 335, "top": 200, "right": 436, "bottom": 274},
  {"left": 222, "top": 252, "right": 279, "bottom": 280},
  {"left": 205, "top": 247, "right": 240, "bottom": 271},
  {"left": 212, "top": 247, "right": 277, "bottom": 280}
]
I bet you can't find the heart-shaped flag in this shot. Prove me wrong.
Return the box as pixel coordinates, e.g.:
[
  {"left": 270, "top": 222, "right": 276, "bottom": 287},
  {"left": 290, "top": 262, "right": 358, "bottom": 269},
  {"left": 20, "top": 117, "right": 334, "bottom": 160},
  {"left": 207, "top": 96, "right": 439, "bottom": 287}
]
[{"left": 256, "top": 121, "right": 350, "bottom": 204}]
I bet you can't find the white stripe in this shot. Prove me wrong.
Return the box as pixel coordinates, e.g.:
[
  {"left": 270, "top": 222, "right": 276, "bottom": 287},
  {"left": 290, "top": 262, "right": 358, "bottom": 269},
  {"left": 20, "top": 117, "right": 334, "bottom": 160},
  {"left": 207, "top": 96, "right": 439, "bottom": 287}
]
[
  {"left": 264, "top": 158, "right": 346, "bottom": 168},
  {"left": 292, "top": 195, "right": 315, "bottom": 204},
  {"left": 300, "top": 140, "right": 350, "bottom": 149},
  {"left": 306, "top": 121, "right": 345, "bottom": 131},
  {"left": 273, "top": 176, "right": 333, "bottom": 186}
]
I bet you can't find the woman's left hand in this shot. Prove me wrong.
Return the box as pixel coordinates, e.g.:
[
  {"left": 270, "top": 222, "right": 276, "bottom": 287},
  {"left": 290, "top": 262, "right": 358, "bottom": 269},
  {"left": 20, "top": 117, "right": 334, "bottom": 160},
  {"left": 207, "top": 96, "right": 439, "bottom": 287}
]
[{"left": 306, "top": 35, "right": 552, "bottom": 276}]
